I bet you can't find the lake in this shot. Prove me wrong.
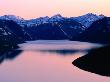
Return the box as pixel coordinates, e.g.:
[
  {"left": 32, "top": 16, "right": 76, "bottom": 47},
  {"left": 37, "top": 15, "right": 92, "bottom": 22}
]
[{"left": 0, "top": 40, "right": 110, "bottom": 82}]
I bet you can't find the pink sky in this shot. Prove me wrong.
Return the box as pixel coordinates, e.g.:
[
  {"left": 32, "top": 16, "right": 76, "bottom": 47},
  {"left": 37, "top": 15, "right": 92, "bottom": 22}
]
[{"left": 0, "top": 0, "right": 110, "bottom": 19}]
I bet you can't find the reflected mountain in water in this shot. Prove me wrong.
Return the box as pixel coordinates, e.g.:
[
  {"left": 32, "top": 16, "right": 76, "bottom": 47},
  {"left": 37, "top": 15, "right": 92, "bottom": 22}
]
[
  {"left": 38, "top": 49, "right": 79, "bottom": 55},
  {"left": 0, "top": 50, "right": 22, "bottom": 64},
  {"left": 72, "top": 45, "right": 110, "bottom": 77}
]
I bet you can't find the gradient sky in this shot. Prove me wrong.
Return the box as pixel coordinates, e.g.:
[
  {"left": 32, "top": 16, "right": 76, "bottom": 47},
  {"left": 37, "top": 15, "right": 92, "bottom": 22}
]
[{"left": 0, "top": 0, "right": 110, "bottom": 19}]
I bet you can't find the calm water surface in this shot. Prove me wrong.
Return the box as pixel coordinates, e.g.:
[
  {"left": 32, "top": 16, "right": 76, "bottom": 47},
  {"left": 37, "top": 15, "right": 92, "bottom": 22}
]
[{"left": 0, "top": 40, "right": 110, "bottom": 82}]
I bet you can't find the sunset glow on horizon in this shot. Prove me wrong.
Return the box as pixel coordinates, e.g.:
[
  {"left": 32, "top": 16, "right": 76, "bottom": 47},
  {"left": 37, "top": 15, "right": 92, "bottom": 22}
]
[{"left": 0, "top": 0, "right": 110, "bottom": 19}]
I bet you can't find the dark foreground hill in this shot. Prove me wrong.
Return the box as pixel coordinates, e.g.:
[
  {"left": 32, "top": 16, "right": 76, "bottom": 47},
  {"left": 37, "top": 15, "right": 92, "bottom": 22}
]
[{"left": 72, "top": 45, "right": 110, "bottom": 76}]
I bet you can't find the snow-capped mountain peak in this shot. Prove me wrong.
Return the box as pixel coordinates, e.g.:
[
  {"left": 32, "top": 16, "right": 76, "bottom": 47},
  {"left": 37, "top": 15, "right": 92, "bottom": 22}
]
[
  {"left": 0, "top": 15, "right": 24, "bottom": 21},
  {"left": 51, "top": 14, "right": 62, "bottom": 19},
  {"left": 72, "top": 13, "right": 105, "bottom": 28},
  {"left": 82, "top": 13, "right": 105, "bottom": 20},
  {"left": 0, "top": 13, "right": 106, "bottom": 28},
  {"left": 37, "top": 16, "right": 50, "bottom": 22},
  {"left": 49, "top": 14, "right": 64, "bottom": 22}
]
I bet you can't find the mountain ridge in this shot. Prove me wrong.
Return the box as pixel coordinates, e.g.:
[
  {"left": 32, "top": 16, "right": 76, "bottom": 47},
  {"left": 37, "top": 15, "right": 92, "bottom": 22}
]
[{"left": 0, "top": 13, "right": 105, "bottom": 28}]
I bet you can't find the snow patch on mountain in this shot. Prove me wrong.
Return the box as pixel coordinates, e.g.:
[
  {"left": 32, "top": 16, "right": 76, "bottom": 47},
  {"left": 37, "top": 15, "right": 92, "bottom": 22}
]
[
  {"left": 71, "top": 13, "right": 105, "bottom": 28},
  {"left": 49, "top": 14, "right": 64, "bottom": 22},
  {"left": 0, "top": 15, "right": 24, "bottom": 21},
  {"left": 0, "top": 15, "right": 26, "bottom": 27},
  {"left": 0, "top": 13, "right": 105, "bottom": 29}
]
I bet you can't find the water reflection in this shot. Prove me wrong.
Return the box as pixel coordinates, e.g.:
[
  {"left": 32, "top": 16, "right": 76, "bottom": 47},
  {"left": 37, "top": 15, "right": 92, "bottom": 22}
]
[
  {"left": 0, "top": 40, "right": 101, "bottom": 64},
  {"left": 18, "top": 40, "right": 102, "bottom": 56},
  {"left": 0, "top": 40, "right": 110, "bottom": 82},
  {"left": 0, "top": 50, "right": 22, "bottom": 64},
  {"left": 37, "top": 49, "right": 78, "bottom": 55},
  {"left": 73, "top": 45, "right": 110, "bottom": 77}
]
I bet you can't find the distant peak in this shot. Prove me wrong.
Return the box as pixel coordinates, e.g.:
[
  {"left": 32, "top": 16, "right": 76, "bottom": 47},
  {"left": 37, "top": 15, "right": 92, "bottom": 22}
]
[
  {"left": 51, "top": 14, "right": 63, "bottom": 18},
  {"left": 86, "top": 13, "right": 96, "bottom": 15},
  {"left": 0, "top": 15, "right": 24, "bottom": 20},
  {"left": 84, "top": 13, "right": 105, "bottom": 18},
  {"left": 83, "top": 13, "right": 97, "bottom": 17},
  {"left": 41, "top": 16, "right": 50, "bottom": 19},
  {"left": 99, "top": 14, "right": 105, "bottom": 17}
]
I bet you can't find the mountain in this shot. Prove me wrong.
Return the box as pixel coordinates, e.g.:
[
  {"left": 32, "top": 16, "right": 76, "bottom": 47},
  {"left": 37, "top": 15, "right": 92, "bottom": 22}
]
[
  {"left": 0, "top": 13, "right": 109, "bottom": 43},
  {"left": 25, "top": 14, "right": 65, "bottom": 27},
  {"left": 49, "top": 14, "right": 64, "bottom": 22},
  {"left": 71, "top": 13, "right": 105, "bottom": 28},
  {"left": 0, "top": 13, "right": 104, "bottom": 28},
  {"left": 25, "top": 13, "right": 104, "bottom": 28},
  {"left": 0, "top": 15, "right": 26, "bottom": 27},
  {"left": 0, "top": 15, "right": 23, "bottom": 21},
  {"left": 74, "top": 17, "right": 110, "bottom": 43},
  {"left": 24, "top": 14, "right": 93, "bottom": 40},
  {"left": 27, "top": 17, "right": 85, "bottom": 40},
  {"left": 0, "top": 19, "right": 32, "bottom": 51}
]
